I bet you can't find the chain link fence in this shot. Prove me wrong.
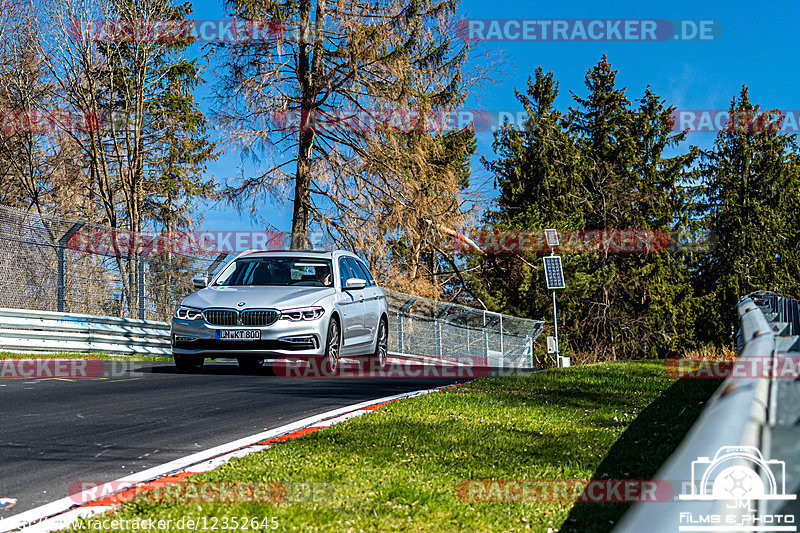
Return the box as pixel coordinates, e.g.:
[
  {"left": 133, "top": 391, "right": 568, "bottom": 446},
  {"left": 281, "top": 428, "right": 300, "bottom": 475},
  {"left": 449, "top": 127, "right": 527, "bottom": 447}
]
[
  {"left": 0, "top": 204, "right": 224, "bottom": 321},
  {"left": 0, "top": 205, "right": 544, "bottom": 367},
  {"left": 385, "top": 290, "right": 544, "bottom": 368}
]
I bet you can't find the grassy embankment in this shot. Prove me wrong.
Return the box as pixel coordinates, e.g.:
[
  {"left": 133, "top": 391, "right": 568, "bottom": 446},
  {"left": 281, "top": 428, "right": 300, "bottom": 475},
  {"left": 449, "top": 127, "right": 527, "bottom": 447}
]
[{"left": 68, "top": 360, "right": 720, "bottom": 532}]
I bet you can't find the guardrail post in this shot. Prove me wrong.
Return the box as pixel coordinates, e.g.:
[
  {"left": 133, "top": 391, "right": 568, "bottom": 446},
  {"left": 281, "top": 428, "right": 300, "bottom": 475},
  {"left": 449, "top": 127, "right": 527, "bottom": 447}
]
[{"left": 56, "top": 222, "right": 85, "bottom": 312}]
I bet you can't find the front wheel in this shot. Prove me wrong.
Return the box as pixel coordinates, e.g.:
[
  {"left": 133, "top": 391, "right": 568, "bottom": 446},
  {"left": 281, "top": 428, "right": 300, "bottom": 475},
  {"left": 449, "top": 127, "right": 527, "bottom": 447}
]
[
  {"left": 316, "top": 318, "right": 340, "bottom": 375},
  {"left": 174, "top": 354, "right": 204, "bottom": 373},
  {"left": 370, "top": 318, "right": 388, "bottom": 370}
]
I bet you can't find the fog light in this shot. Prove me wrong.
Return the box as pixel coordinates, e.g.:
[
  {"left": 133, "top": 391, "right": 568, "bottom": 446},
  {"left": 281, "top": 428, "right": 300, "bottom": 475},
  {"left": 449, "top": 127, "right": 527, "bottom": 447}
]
[{"left": 278, "top": 335, "right": 318, "bottom": 349}]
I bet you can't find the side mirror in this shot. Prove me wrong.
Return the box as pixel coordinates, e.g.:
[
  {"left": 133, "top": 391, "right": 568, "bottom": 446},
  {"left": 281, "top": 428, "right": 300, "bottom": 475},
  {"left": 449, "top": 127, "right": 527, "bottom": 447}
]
[
  {"left": 345, "top": 278, "right": 367, "bottom": 290},
  {"left": 192, "top": 275, "right": 208, "bottom": 289}
]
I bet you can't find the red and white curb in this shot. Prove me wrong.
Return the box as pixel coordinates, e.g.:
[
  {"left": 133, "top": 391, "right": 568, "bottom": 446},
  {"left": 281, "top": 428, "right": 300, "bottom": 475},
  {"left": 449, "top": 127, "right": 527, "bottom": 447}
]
[{"left": 0, "top": 386, "right": 455, "bottom": 533}]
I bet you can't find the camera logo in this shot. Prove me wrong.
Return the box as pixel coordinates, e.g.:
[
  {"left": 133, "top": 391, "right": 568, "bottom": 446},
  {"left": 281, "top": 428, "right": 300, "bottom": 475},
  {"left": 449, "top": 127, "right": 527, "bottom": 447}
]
[{"left": 679, "top": 446, "right": 796, "bottom": 501}]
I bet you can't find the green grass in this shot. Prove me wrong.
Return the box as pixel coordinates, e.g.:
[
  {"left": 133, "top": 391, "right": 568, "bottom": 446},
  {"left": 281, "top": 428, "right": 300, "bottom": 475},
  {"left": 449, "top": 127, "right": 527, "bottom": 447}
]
[
  {"left": 68, "top": 361, "right": 721, "bottom": 532},
  {"left": 0, "top": 352, "right": 172, "bottom": 361}
]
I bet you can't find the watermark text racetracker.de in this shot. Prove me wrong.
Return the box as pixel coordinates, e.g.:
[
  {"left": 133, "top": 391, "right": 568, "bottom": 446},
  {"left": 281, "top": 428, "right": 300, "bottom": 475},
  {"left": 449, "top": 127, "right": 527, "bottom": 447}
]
[
  {"left": 672, "top": 109, "right": 800, "bottom": 133},
  {"left": 0, "top": 109, "right": 103, "bottom": 134},
  {"left": 667, "top": 354, "right": 800, "bottom": 379},
  {"left": 69, "top": 480, "right": 335, "bottom": 505},
  {"left": 273, "top": 357, "right": 491, "bottom": 379},
  {"left": 0, "top": 360, "right": 170, "bottom": 379},
  {"left": 0, "top": 359, "right": 105, "bottom": 379},
  {"left": 449, "top": 229, "right": 715, "bottom": 254},
  {"left": 456, "top": 19, "right": 720, "bottom": 42},
  {"left": 456, "top": 479, "right": 674, "bottom": 503},
  {"left": 71, "top": 19, "right": 285, "bottom": 43},
  {"left": 65, "top": 229, "right": 287, "bottom": 256}
]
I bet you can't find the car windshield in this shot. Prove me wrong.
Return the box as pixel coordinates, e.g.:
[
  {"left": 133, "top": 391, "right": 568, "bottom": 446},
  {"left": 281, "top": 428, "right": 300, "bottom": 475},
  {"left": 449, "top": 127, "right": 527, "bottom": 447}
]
[{"left": 213, "top": 258, "right": 333, "bottom": 287}]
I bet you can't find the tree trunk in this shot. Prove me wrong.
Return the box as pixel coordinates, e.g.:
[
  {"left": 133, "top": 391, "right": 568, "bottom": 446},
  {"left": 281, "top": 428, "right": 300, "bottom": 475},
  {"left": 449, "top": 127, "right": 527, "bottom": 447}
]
[{"left": 291, "top": 130, "right": 314, "bottom": 249}]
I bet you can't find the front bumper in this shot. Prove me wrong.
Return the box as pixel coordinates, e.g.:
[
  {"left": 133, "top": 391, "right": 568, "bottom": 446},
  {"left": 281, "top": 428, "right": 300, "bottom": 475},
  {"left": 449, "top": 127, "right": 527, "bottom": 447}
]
[{"left": 171, "top": 316, "right": 328, "bottom": 358}]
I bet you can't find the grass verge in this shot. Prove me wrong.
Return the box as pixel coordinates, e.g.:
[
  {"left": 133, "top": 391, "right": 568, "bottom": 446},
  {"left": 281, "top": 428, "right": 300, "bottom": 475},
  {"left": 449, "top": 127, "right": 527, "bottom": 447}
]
[
  {"left": 0, "top": 352, "right": 172, "bottom": 361},
  {"left": 68, "top": 361, "right": 721, "bottom": 532}
]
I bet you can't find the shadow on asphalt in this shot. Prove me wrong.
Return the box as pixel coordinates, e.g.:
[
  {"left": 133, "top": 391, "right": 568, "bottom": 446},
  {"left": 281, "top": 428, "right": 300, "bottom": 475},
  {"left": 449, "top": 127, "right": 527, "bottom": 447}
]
[{"left": 121, "top": 362, "right": 478, "bottom": 388}]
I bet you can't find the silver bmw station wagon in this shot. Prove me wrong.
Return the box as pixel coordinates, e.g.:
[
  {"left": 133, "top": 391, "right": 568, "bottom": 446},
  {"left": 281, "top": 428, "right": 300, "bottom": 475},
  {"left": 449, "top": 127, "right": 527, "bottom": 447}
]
[{"left": 171, "top": 250, "right": 389, "bottom": 374}]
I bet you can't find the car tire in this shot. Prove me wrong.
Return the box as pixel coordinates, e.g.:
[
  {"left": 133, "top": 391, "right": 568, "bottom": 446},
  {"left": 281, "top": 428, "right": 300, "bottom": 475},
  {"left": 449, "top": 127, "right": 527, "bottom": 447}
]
[
  {"left": 174, "top": 354, "right": 204, "bottom": 373},
  {"left": 237, "top": 357, "right": 265, "bottom": 372},
  {"left": 370, "top": 318, "right": 388, "bottom": 370},
  {"left": 317, "top": 317, "right": 340, "bottom": 375}
]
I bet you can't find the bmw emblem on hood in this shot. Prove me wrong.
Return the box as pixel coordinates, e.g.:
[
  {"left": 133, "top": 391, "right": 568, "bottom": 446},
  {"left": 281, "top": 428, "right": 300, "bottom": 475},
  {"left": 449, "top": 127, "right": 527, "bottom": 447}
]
[{"left": 238, "top": 302, "right": 246, "bottom": 307}]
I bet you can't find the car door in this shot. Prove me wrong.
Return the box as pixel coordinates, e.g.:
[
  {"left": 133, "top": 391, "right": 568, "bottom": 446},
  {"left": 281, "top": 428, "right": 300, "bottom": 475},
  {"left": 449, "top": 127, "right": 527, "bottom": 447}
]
[
  {"left": 337, "top": 256, "right": 366, "bottom": 352},
  {"left": 347, "top": 258, "right": 381, "bottom": 343}
]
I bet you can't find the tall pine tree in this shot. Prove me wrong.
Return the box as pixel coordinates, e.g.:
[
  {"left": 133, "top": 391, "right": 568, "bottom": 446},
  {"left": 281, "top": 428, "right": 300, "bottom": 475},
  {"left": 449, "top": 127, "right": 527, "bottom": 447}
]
[{"left": 694, "top": 86, "right": 800, "bottom": 344}]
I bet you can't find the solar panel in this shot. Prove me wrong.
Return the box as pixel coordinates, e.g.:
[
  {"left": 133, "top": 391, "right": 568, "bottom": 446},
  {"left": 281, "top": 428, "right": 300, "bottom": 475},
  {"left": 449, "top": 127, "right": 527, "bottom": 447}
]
[{"left": 543, "top": 256, "right": 565, "bottom": 289}]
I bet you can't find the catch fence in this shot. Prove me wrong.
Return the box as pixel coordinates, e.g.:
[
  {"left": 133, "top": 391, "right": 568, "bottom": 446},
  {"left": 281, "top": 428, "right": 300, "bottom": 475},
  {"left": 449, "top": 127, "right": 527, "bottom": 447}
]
[{"left": 0, "top": 205, "right": 543, "bottom": 366}]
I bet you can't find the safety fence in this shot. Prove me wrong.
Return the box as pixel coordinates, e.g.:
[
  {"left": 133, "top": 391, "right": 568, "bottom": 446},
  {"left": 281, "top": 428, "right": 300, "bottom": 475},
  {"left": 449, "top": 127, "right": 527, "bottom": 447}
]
[
  {"left": 0, "top": 205, "right": 544, "bottom": 367},
  {"left": 0, "top": 204, "right": 221, "bottom": 321},
  {"left": 385, "top": 290, "right": 542, "bottom": 368}
]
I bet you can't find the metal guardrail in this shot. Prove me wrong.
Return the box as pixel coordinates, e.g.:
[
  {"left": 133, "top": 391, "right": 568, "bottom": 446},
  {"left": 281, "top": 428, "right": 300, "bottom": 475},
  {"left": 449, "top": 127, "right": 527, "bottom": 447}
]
[
  {"left": 616, "top": 291, "right": 798, "bottom": 532},
  {"left": 0, "top": 298, "right": 544, "bottom": 368},
  {"left": 0, "top": 307, "right": 171, "bottom": 356}
]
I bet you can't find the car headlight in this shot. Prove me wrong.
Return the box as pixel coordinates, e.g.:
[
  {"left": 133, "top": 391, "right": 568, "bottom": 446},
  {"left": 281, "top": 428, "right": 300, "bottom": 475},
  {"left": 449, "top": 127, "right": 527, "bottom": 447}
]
[
  {"left": 280, "top": 306, "right": 325, "bottom": 321},
  {"left": 175, "top": 306, "right": 203, "bottom": 320}
]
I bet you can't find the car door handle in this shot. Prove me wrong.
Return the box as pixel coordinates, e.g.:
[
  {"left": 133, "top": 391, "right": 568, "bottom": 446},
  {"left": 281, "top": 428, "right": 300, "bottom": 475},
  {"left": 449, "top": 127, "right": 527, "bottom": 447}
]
[{"left": 359, "top": 295, "right": 364, "bottom": 302}]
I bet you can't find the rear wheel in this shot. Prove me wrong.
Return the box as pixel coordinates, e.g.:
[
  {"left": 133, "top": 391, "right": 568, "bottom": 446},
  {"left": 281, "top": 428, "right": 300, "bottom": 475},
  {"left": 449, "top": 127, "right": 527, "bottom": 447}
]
[
  {"left": 370, "top": 318, "right": 388, "bottom": 370},
  {"left": 237, "top": 357, "right": 265, "bottom": 372},
  {"left": 174, "top": 354, "right": 204, "bottom": 373}
]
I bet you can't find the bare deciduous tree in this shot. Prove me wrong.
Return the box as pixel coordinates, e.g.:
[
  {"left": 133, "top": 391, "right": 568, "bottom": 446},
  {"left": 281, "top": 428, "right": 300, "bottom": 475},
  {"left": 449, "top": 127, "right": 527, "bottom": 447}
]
[{"left": 215, "top": 0, "right": 494, "bottom": 255}]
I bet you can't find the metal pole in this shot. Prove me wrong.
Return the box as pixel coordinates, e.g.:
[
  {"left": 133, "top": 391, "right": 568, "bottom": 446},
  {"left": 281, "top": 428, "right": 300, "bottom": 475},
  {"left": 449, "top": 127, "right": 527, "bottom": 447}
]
[
  {"left": 482, "top": 309, "right": 488, "bottom": 359},
  {"left": 499, "top": 314, "right": 504, "bottom": 357},
  {"left": 136, "top": 238, "right": 157, "bottom": 320},
  {"left": 397, "top": 297, "right": 418, "bottom": 353},
  {"left": 434, "top": 305, "right": 452, "bottom": 361},
  {"left": 57, "top": 222, "right": 86, "bottom": 312},
  {"left": 552, "top": 290, "right": 560, "bottom": 367},
  {"left": 435, "top": 316, "right": 441, "bottom": 359},
  {"left": 137, "top": 257, "right": 145, "bottom": 320},
  {"left": 206, "top": 252, "right": 231, "bottom": 279}
]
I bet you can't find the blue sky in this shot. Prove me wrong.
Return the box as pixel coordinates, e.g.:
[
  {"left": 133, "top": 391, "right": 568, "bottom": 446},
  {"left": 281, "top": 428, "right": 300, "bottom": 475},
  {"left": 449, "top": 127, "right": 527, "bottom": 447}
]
[{"left": 191, "top": 0, "right": 796, "bottom": 233}]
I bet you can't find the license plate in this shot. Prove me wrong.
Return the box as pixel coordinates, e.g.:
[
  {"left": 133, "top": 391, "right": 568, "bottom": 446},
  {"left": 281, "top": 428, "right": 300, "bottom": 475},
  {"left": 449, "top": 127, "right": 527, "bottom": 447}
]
[{"left": 216, "top": 329, "right": 261, "bottom": 341}]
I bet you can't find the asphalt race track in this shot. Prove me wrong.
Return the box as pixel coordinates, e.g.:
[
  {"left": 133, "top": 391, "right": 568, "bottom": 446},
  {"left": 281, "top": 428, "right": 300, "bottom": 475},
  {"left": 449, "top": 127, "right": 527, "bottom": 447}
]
[{"left": 0, "top": 360, "right": 469, "bottom": 516}]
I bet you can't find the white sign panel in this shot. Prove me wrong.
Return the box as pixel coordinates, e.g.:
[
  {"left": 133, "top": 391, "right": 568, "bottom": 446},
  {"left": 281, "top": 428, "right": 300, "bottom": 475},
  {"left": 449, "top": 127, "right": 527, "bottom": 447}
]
[
  {"left": 547, "top": 336, "right": 557, "bottom": 353},
  {"left": 544, "top": 229, "right": 559, "bottom": 247}
]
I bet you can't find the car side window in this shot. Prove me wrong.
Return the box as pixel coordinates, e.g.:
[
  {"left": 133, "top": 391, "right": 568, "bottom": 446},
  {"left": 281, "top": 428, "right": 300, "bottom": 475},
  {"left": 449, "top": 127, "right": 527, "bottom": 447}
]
[
  {"left": 338, "top": 257, "right": 352, "bottom": 289},
  {"left": 357, "top": 260, "right": 376, "bottom": 287},
  {"left": 345, "top": 258, "right": 367, "bottom": 283}
]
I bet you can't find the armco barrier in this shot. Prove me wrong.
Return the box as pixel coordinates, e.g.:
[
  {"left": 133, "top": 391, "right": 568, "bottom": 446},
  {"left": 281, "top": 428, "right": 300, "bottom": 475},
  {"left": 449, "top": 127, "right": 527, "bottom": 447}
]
[
  {"left": 0, "top": 307, "right": 171, "bottom": 355},
  {"left": 0, "top": 303, "right": 543, "bottom": 368},
  {"left": 615, "top": 291, "right": 796, "bottom": 531}
]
